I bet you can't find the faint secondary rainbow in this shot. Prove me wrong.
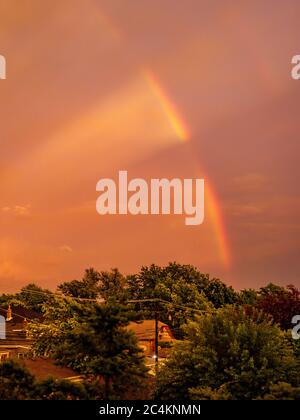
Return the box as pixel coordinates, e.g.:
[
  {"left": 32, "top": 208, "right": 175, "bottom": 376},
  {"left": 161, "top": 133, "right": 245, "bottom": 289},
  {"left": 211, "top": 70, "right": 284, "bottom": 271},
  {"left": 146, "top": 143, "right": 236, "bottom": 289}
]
[{"left": 143, "top": 68, "right": 231, "bottom": 268}]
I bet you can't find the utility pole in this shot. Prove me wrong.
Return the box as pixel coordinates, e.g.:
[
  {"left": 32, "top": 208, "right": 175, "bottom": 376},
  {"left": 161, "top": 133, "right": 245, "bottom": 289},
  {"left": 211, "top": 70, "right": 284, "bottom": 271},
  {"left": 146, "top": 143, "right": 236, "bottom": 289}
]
[{"left": 126, "top": 297, "right": 206, "bottom": 375}]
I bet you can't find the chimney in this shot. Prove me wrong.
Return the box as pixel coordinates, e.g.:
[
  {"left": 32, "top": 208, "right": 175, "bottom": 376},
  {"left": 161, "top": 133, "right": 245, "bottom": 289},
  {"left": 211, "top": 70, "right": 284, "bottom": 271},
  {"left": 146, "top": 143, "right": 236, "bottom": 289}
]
[{"left": 6, "top": 304, "right": 12, "bottom": 321}]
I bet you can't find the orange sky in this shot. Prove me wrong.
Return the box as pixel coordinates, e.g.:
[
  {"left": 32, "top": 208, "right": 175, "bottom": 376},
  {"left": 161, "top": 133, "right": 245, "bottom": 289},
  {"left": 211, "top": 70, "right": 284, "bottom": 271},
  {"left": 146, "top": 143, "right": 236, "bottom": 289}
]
[{"left": 0, "top": 0, "right": 300, "bottom": 292}]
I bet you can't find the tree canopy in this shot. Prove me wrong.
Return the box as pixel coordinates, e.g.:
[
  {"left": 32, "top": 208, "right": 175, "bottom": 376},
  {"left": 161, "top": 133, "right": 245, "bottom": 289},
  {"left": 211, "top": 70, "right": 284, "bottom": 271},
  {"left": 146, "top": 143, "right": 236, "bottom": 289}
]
[
  {"left": 29, "top": 298, "right": 148, "bottom": 399},
  {"left": 155, "top": 305, "right": 299, "bottom": 400},
  {"left": 1, "top": 263, "right": 300, "bottom": 400}
]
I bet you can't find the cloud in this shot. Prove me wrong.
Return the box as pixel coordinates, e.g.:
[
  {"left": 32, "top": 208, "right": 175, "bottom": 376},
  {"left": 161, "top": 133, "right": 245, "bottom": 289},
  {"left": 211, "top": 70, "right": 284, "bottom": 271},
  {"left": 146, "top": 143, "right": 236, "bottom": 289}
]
[
  {"left": 232, "top": 173, "right": 268, "bottom": 193},
  {"left": 59, "top": 245, "right": 73, "bottom": 253},
  {"left": 228, "top": 204, "right": 265, "bottom": 217},
  {"left": 1, "top": 204, "right": 31, "bottom": 218}
]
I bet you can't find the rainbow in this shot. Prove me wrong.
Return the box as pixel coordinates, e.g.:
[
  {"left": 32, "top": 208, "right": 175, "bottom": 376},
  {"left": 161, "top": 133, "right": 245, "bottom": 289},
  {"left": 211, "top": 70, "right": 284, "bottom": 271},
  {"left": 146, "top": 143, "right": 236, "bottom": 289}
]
[
  {"left": 205, "top": 184, "right": 231, "bottom": 268},
  {"left": 143, "top": 70, "right": 189, "bottom": 142},
  {"left": 143, "top": 69, "right": 231, "bottom": 268},
  {"left": 90, "top": 2, "right": 232, "bottom": 268}
]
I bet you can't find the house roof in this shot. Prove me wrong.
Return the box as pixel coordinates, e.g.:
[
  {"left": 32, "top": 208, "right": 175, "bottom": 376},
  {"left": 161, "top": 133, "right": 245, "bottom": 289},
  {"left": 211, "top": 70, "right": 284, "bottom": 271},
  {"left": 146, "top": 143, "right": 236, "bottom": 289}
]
[
  {"left": 127, "top": 320, "right": 172, "bottom": 340},
  {"left": 0, "top": 305, "right": 43, "bottom": 324},
  {"left": 21, "top": 358, "right": 77, "bottom": 380}
]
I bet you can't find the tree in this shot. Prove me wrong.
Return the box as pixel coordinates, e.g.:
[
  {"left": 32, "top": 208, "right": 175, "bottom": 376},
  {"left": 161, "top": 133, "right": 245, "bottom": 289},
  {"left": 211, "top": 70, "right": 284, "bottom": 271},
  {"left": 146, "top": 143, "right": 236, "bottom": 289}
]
[
  {"left": 97, "top": 268, "right": 128, "bottom": 303},
  {"left": 30, "top": 299, "right": 148, "bottom": 399},
  {"left": 127, "top": 263, "right": 212, "bottom": 337},
  {"left": 127, "top": 263, "right": 210, "bottom": 301},
  {"left": 58, "top": 268, "right": 101, "bottom": 299},
  {"left": 127, "top": 262, "right": 237, "bottom": 309},
  {"left": 29, "top": 297, "right": 78, "bottom": 358},
  {"left": 155, "top": 306, "right": 299, "bottom": 400},
  {"left": 202, "top": 279, "right": 238, "bottom": 308},
  {"left": 262, "top": 382, "right": 300, "bottom": 400},
  {"left": 239, "top": 288, "right": 258, "bottom": 306},
  {"left": 58, "top": 268, "right": 127, "bottom": 303},
  {"left": 189, "top": 386, "right": 232, "bottom": 400},
  {"left": 17, "top": 283, "right": 53, "bottom": 312},
  {"left": 256, "top": 284, "right": 300, "bottom": 330},
  {"left": 0, "top": 293, "right": 16, "bottom": 307},
  {"left": 0, "top": 283, "right": 53, "bottom": 313},
  {"left": 126, "top": 263, "right": 240, "bottom": 336},
  {"left": 35, "top": 377, "right": 88, "bottom": 400},
  {"left": 0, "top": 360, "right": 35, "bottom": 400}
]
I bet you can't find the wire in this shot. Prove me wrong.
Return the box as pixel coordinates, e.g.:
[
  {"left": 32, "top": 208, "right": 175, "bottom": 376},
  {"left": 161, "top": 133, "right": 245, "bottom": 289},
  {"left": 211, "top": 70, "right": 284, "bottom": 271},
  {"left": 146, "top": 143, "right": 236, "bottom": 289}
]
[
  {"left": 3, "top": 289, "right": 207, "bottom": 314},
  {"left": 4, "top": 289, "right": 208, "bottom": 315},
  {"left": 19, "top": 288, "right": 102, "bottom": 303},
  {"left": 128, "top": 298, "right": 207, "bottom": 315}
]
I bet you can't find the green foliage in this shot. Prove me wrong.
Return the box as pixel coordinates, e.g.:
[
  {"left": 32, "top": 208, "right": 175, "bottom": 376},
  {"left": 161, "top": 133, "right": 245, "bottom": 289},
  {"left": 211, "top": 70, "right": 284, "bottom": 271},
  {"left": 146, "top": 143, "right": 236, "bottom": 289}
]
[
  {"left": 259, "top": 283, "right": 286, "bottom": 296},
  {"left": 0, "top": 360, "right": 36, "bottom": 400},
  {"left": 58, "top": 267, "right": 127, "bottom": 303},
  {"left": 0, "top": 293, "right": 15, "bottom": 306},
  {"left": 29, "top": 297, "right": 82, "bottom": 356},
  {"left": 2, "top": 265, "right": 300, "bottom": 400},
  {"left": 127, "top": 263, "right": 210, "bottom": 303},
  {"left": 155, "top": 305, "right": 299, "bottom": 400},
  {"left": 34, "top": 377, "right": 88, "bottom": 400},
  {"left": 262, "top": 382, "right": 300, "bottom": 400},
  {"left": 127, "top": 263, "right": 241, "bottom": 337},
  {"left": 0, "top": 283, "right": 53, "bottom": 313},
  {"left": 57, "top": 264, "right": 239, "bottom": 336},
  {"left": 189, "top": 386, "right": 232, "bottom": 400},
  {"left": 58, "top": 268, "right": 101, "bottom": 299},
  {"left": 290, "top": 333, "right": 300, "bottom": 359},
  {"left": 282, "top": 331, "right": 300, "bottom": 387},
  {"left": 30, "top": 299, "right": 148, "bottom": 399},
  {"left": 239, "top": 288, "right": 259, "bottom": 306},
  {"left": 18, "top": 284, "right": 53, "bottom": 312},
  {"left": 127, "top": 263, "right": 213, "bottom": 336},
  {"left": 97, "top": 268, "right": 128, "bottom": 302},
  {"left": 202, "top": 278, "right": 238, "bottom": 308}
]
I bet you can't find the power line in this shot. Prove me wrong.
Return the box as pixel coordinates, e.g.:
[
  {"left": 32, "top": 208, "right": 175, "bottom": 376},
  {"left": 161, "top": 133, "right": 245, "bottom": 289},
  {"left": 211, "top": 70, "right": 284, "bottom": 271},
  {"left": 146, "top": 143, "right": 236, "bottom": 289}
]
[
  {"left": 128, "top": 298, "right": 207, "bottom": 315},
  {"left": 12, "top": 289, "right": 208, "bottom": 314},
  {"left": 18, "top": 288, "right": 103, "bottom": 303}
]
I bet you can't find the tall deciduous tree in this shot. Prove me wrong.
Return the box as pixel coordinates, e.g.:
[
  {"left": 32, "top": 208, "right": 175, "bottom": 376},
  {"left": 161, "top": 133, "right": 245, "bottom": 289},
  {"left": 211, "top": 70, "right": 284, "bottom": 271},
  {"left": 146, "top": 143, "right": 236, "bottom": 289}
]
[
  {"left": 127, "top": 263, "right": 212, "bottom": 336},
  {"left": 58, "top": 268, "right": 127, "bottom": 303},
  {"left": 0, "top": 283, "right": 53, "bottom": 313},
  {"left": 256, "top": 283, "right": 300, "bottom": 330},
  {"left": 58, "top": 268, "right": 101, "bottom": 299},
  {"left": 155, "top": 306, "right": 299, "bottom": 400},
  {"left": 98, "top": 268, "right": 128, "bottom": 303},
  {"left": 127, "top": 263, "right": 239, "bottom": 336}
]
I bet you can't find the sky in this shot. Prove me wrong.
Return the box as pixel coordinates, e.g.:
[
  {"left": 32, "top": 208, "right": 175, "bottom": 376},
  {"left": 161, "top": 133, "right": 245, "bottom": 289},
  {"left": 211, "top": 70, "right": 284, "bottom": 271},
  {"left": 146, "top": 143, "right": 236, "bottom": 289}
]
[{"left": 0, "top": 0, "right": 300, "bottom": 292}]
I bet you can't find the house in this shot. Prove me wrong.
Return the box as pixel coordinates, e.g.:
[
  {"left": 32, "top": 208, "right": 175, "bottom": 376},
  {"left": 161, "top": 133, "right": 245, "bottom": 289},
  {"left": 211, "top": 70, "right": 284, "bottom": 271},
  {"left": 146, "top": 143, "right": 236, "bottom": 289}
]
[
  {"left": 127, "top": 320, "right": 175, "bottom": 357},
  {"left": 0, "top": 304, "right": 42, "bottom": 361},
  {"left": 21, "top": 357, "right": 80, "bottom": 382},
  {"left": 0, "top": 305, "right": 81, "bottom": 382}
]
